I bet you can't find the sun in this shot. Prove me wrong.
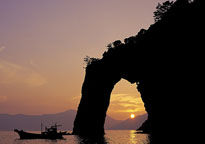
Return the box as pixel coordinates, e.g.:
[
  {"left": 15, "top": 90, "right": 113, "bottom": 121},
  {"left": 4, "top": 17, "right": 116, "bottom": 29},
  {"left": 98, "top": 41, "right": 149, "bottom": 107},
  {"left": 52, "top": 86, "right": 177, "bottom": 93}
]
[{"left": 130, "top": 114, "right": 135, "bottom": 119}]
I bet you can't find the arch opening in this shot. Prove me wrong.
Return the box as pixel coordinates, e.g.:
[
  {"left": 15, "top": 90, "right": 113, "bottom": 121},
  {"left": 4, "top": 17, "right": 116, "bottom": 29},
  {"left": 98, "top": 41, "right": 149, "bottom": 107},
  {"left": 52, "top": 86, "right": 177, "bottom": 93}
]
[
  {"left": 104, "top": 79, "right": 147, "bottom": 130},
  {"left": 107, "top": 79, "right": 147, "bottom": 120}
]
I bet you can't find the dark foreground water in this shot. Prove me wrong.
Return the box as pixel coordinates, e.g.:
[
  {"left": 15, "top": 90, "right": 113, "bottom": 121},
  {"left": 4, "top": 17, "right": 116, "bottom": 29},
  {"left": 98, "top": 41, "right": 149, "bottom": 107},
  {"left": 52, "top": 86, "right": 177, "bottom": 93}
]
[{"left": 0, "top": 130, "right": 150, "bottom": 144}]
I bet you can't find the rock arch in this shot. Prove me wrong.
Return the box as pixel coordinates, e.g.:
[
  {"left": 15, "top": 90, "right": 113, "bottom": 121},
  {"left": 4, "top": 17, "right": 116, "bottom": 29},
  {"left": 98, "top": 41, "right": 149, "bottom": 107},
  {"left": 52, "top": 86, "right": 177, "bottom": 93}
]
[
  {"left": 72, "top": 60, "right": 143, "bottom": 136},
  {"left": 72, "top": 0, "right": 203, "bottom": 139}
]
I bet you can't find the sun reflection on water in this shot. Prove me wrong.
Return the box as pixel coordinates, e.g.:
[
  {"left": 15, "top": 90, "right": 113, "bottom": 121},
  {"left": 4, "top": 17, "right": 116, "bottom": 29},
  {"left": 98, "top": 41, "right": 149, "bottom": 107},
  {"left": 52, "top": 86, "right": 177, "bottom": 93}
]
[
  {"left": 129, "top": 130, "right": 150, "bottom": 144},
  {"left": 130, "top": 130, "right": 137, "bottom": 144}
]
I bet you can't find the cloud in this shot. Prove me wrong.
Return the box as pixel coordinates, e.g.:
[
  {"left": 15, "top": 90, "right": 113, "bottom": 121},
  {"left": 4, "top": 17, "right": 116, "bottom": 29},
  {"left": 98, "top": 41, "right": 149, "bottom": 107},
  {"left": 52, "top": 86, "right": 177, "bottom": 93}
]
[
  {"left": 111, "top": 93, "right": 141, "bottom": 103},
  {"left": 0, "top": 96, "right": 7, "bottom": 103},
  {"left": 29, "top": 59, "right": 39, "bottom": 68},
  {"left": 109, "top": 93, "right": 145, "bottom": 113},
  {"left": 0, "top": 46, "right": 6, "bottom": 53},
  {"left": 0, "top": 60, "right": 47, "bottom": 87},
  {"left": 25, "top": 72, "right": 47, "bottom": 87},
  {"left": 71, "top": 95, "right": 81, "bottom": 100}
]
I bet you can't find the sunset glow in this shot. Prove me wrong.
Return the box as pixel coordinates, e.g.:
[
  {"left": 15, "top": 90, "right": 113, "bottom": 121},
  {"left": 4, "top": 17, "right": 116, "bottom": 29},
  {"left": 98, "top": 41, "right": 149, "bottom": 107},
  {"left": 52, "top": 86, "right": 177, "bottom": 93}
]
[{"left": 0, "top": 0, "right": 166, "bottom": 120}]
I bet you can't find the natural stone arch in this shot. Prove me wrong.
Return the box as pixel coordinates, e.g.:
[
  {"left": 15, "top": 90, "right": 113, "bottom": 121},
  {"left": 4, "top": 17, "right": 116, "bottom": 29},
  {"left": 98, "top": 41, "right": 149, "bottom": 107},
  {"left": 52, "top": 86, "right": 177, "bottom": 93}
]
[
  {"left": 72, "top": 59, "right": 148, "bottom": 136},
  {"left": 72, "top": 1, "right": 203, "bottom": 142}
]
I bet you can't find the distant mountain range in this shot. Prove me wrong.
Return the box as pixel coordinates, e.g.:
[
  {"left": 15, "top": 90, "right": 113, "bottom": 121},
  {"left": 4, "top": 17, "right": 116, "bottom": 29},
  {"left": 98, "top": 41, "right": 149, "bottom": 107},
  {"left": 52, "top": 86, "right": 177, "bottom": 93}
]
[
  {"left": 107, "top": 114, "right": 147, "bottom": 130},
  {"left": 0, "top": 110, "right": 147, "bottom": 131}
]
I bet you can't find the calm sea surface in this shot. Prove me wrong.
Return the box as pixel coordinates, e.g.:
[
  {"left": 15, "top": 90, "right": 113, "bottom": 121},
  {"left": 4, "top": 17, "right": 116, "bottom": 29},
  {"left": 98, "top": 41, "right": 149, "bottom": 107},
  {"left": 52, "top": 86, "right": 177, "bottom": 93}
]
[{"left": 0, "top": 130, "right": 150, "bottom": 144}]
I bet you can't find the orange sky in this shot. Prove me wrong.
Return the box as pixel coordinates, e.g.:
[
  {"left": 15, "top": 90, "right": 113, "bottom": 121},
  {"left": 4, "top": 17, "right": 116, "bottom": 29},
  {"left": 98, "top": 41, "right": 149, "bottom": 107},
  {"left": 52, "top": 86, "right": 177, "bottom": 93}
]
[{"left": 0, "top": 0, "right": 167, "bottom": 120}]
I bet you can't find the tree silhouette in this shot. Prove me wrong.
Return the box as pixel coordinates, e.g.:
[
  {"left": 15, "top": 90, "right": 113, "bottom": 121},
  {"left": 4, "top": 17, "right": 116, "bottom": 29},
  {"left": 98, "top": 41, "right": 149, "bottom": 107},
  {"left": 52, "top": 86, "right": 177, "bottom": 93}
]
[
  {"left": 154, "top": 1, "right": 174, "bottom": 22},
  {"left": 106, "top": 43, "right": 113, "bottom": 49},
  {"left": 84, "top": 56, "right": 100, "bottom": 66},
  {"left": 113, "top": 40, "right": 122, "bottom": 48}
]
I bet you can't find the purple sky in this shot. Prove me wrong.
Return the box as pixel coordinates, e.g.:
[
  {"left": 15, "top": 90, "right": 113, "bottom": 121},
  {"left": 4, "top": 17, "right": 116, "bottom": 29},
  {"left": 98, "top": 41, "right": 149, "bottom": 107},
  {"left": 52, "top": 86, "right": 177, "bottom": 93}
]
[{"left": 0, "top": 0, "right": 168, "bottom": 120}]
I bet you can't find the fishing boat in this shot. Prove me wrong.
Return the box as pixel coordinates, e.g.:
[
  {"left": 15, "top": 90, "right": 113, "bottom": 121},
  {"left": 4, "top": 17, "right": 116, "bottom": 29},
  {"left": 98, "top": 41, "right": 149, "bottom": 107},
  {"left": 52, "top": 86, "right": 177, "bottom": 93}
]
[{"left": 14, "top": 123, "right": 69, "bottom": 139}]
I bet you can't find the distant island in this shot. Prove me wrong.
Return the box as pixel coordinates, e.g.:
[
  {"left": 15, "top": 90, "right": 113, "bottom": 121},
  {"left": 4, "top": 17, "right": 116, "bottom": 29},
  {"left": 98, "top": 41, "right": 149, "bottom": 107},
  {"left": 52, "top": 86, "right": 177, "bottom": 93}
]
[{"left": 0, "top": 110, "right": 147, "bottom": 131}]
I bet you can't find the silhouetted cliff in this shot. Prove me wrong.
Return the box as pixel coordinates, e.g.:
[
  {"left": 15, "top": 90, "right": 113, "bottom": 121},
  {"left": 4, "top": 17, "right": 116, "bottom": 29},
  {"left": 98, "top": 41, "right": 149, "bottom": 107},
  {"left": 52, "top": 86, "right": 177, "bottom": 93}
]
[{"left": 73, "top": 0, "right": 204, "bottom": 142}]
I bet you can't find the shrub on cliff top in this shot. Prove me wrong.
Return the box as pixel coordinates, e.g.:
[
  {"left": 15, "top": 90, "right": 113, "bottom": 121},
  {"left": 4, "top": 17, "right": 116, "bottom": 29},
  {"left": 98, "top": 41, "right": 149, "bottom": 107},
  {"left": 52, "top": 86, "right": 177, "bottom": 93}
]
[
  {"left": 84, "top": 56, "right": 100, "bottom": 66},
  {"left": 154, "top": 1, "right": 174, "bottom": 22}
]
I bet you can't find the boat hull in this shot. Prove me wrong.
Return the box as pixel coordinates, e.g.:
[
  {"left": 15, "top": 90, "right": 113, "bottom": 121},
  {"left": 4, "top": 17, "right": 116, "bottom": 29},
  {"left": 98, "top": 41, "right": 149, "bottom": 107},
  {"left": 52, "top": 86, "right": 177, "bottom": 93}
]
[{"left": 14, "top": 129, "right": 63, "bottom": 139}]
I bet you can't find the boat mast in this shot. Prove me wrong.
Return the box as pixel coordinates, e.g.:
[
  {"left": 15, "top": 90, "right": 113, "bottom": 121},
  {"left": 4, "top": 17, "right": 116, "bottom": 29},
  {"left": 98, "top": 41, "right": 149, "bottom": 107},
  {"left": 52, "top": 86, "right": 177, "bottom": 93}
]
[{"left": 41, "top": 123, "right": 43, "bottom": 132}]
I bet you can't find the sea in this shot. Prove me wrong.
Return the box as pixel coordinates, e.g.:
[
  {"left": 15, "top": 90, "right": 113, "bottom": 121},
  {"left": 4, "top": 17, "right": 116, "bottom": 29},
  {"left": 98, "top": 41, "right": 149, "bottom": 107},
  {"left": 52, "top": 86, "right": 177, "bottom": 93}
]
[{"left": 0, "top": 130, "right": 150, "bottom": 144}]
